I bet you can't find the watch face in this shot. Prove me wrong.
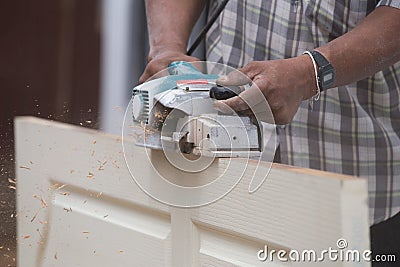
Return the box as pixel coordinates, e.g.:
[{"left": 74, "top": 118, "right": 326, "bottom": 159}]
[
  {"left": 320, "top": 65, "right": 335, "bottom": 89},
  {"left": 323, "top": 72, "right": 333, "bottom": 83}
]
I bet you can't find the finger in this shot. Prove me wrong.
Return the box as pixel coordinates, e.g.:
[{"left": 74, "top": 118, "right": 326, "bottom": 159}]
[
  {"left": 216, "top": 81, "right": 276, "bottom": 123},
  {"left": 217, "top": 61, "right": 264, "bottom": 86},
  {"left": 241, "top": 83, "right": 276, "bottom": 124},
  {"left": 139, "top": 55, "right": 200, "bottom": 84},
  {"left": 216, "top": 70, "right": 252, "bottom": 86},
  {"left": 213, "top": 100, "right": 236, "bottom": 114},
  {"left": 139, "top": 61, "right": 166, "bottom": 83},
  {"left": 216, "top": 83, "right": 264, "bottom": 112},
  {"left": 139, "top": 70, "right": 150, "bottom": 84},
  {"left": 139, "top": 72, "right": 154, "bottom": 84},
  {"left": 236, "top": 82, "right": 267, "bottom": 107},
  {"left": 251, "top": 101, "right": 275, "bottom": 124}
]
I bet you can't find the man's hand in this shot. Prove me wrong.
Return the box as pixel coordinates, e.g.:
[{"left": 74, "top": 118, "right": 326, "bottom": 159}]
[
  {"left": 139, "top": 50, "right": 199, "bottom": 83},
  {"left": 215, "top": 56, "right": 317, "bottom": 125}
]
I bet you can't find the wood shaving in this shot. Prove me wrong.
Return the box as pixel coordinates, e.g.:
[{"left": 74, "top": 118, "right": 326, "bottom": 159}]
[
  {"left": 111, "top": 160, "right": 120, "bottom": 169},
  {"left": 54, "top": 253, "right": 58, "bottom": 260},
  {"left": 97, "top": 160, "right": 107, "bottom": 171},
  {"left": 31, "top": 208, "right": 42, "bottom": 222},
  {"left": 114, "top": 106, "right": 124, "bottom": 113},
  {"left": 23, "top": 235, "right": 30, "bottom": 239},
  {"left": 55, "top": 184, "right": 68, "bottom": 190},
  {"left": 19, "top": 165, "right": 31, "bottom": 170},
  {"left": 8, "top": 185, "right": 16, "bottom": 190},
  {"left": 8, "top": 178, "right": 16, "bottom": 184},
  {"left": 63, "top": 207, "right": 72, "bottom": 212},
  {"left": 36, "top": 228, "right": 43, "bottom": 238},
  {"left": 33, "top": 194, "right": 48, "bottom": 207},
  {"left": 48, "top": 183, "right": 59, "bottom": 190},
  {"left": 87, "top": 172, "right": 94, "bottom": 179}
]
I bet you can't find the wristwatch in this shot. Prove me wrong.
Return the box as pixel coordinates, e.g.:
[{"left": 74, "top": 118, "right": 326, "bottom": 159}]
[{"left": 310, "top": 50, "right": 335, "bottom": 90}]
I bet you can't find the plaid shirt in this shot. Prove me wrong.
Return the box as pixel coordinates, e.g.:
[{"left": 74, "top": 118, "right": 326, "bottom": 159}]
[{"left": 206, "top": 0, "right": 400, "bottom": 225}]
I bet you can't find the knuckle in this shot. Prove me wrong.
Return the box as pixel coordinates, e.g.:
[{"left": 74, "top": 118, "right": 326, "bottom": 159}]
[
  {"left": 275, "top": 110, "right": 292, "bottom": 125},
  {"left": 266, "top": 93, "right": 283, "bottom": 109},
  {"left": 270, "top": 100, "right": 282, "bottom": 110},
  {"left": 247, "top": 61, "right": 259, "bottom": 68},
  {"left": 147, "top": 61, "right": 158, "bottom": 73}
]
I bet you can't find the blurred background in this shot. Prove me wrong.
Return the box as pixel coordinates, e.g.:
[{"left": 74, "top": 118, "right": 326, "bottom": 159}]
[{"left": 0, "top": 0, "right": 207, "bottom": 266}]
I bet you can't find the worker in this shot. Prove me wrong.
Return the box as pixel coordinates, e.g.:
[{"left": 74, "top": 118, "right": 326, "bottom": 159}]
[{"left": 140, "top": 0, "right": 400, "bottom": 264}]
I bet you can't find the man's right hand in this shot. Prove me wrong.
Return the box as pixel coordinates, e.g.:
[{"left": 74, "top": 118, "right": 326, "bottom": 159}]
[{"left": 139, "top": 50, "right": 200, "bottom": 84}]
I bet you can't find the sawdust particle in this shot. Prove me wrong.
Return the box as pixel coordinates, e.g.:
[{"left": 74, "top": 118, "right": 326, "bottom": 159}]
[
  {"left": 63, "top": 207, "right": 72, "bottom": 212},
  {"left": 19, "top": 165, "right": 31, "bottom": 170},
  {"left": 111, "top": 160, "right": 120, "bottom": 169},
  {"left": 33, "top": 194, "right": 48, "bottom": 207},
  {"left": 114, "top": 106, "right": 124, "bottom": 113},
  {"left": 56, "top": 184, "right": 68, "bottom": 190},
  {"left": 97, "top": 160, "right": 107, "bottom": 171},
  {"left": 31, "top": 208, "right": 42, "bottom": 222}
]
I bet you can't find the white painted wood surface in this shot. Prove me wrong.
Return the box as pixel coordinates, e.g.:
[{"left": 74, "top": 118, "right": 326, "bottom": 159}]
[{"left": 15, "top": 117, "right": 370, "bottom": 267}]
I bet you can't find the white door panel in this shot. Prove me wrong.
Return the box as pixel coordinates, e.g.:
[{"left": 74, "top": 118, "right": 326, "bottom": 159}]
[{"left": 15, "top": 117, "right": 370, "bottom": 267}]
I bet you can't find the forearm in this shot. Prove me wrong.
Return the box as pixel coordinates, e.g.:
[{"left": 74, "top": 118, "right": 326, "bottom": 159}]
[
  {"left": 145, "top": 0, "right": 206, "bottom": 59},
  {"left": 316, "top": 6, "right": 400, "bottom": 88}
]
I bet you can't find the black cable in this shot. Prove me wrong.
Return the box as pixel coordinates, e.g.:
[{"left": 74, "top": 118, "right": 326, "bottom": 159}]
[{"left": 187, "top": 0, "right": 230, "bottom": 56}]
